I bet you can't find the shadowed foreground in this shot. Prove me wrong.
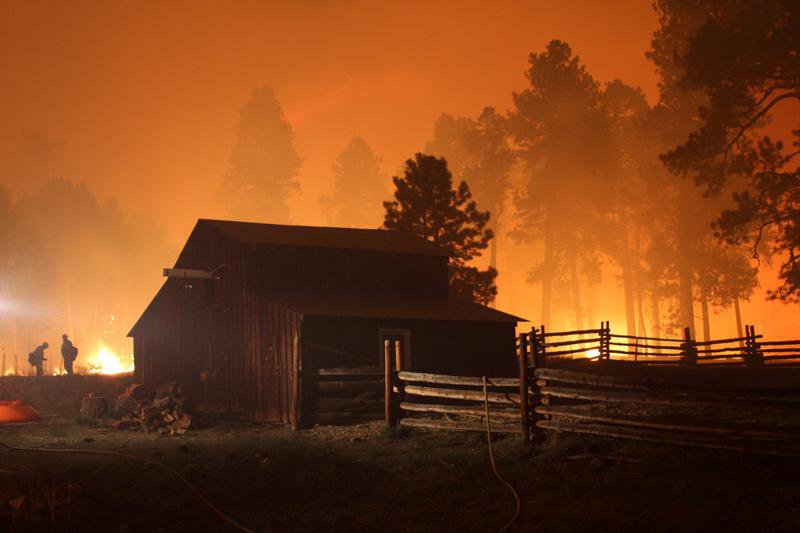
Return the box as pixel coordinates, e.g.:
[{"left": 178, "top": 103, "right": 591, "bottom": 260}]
[{"left": 0, "top": 418, "right": 798, "bottom": 532}]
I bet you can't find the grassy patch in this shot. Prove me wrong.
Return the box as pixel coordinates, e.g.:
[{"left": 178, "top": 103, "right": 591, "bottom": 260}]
[{"left": 0, "top": 418, "right": 798, "bottom": 532}]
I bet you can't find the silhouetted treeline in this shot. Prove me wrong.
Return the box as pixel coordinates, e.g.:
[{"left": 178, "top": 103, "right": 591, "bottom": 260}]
[
  {"left": 214, "top": 0, "right": 794, "bottom": 335},
  {"left": 0, "top": 179, "right": 171, "bottom": 372},
  {"left": 413, "top": 0, "right": 793, "bottom": 338}
]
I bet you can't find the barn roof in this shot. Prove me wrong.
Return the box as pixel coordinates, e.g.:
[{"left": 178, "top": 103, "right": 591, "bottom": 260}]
[
  {"left": 200, "top": 219, "right": 449, "bottom": 257},
  {"left": 263, "top": 292, "right": 525, "bottom": 323}
]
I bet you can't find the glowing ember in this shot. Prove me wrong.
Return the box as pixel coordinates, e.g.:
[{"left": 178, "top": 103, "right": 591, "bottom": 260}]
[
  {"left": 88, "top": 343, "right": 134, "bottom": 375},
  {"left": 586, "top": 348, "right": 601, "bottom": 359}
]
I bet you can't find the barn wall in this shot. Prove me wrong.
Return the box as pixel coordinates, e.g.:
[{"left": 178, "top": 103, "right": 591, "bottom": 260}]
[
  {"left": 301, "top": 316, "right": 517, "bottom": 377},
  {"left": 131, "top": 223, "right": 306, "bottom": 422},
  {"left": 248, "top": 245, "right": 449, "bottom": 298},
  {"left": 131, "top": 222, "right": 250, "bottom": 414},
  {"left": 242, "top": 292, "right": 300, "bottom": 423}
]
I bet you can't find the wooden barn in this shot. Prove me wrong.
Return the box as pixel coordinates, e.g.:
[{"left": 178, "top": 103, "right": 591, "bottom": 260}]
[{"left": 128, "top": 219, "right": 523, "bottom": 427}]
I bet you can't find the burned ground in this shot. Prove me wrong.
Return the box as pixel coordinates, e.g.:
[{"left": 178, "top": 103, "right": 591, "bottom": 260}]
[{"left": 0, "top": 418, "right": 798, "bottom": 532}]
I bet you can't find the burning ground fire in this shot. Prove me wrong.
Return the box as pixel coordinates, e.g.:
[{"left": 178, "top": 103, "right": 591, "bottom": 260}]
[
  {"left": 87, "top": 343, "right": 134, "bottom": 375},
  {"left": 0, "top": 342, "right": 133, "bottom": 376}
]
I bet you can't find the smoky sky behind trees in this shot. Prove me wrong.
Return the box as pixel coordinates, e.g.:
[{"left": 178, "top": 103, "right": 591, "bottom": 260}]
[
  {"left": 0, "top": 176, "right": 171, "bottom": 372},
  {"left": 0, "top": 0, "right": 797, "bottom": 364}
]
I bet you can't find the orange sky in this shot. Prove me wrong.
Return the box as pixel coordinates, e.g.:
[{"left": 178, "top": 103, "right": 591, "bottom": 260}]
[
  {"left": 1, "top": 0, "right": 796, "bottom": 337},
  {"left": 0, "top": 0, "right": 658, "bottom": 234}
]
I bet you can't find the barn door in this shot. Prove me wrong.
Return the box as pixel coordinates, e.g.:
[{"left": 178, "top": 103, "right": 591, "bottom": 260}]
[{"left": 379, "top": 329, "right": 411, "bottom": 371}]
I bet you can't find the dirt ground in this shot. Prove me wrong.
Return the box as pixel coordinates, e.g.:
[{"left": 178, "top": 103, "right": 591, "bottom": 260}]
[{"left": 0, "top": 416, "right": 798, "bottom": 532}]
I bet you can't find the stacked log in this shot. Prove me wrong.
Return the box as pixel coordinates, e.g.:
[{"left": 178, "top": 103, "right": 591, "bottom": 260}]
[{"left": 115, "top": 382, "right": 194, "bottom": 435}]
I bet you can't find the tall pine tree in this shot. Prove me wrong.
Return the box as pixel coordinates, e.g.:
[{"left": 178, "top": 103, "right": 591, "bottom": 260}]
[
  {"left": 383, "top": 154, "right": 497, "bottom": 305},
  {"left": 218, "top": 87, "right": 302, "bottom": 223},
  {"left": 319, "top": 135, "right": 386, "bottom": 227}
]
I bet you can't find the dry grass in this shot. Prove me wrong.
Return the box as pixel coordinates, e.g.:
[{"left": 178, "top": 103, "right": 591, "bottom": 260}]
[{"left": 0, "top": 417, "right": 798, "bottom": 532}]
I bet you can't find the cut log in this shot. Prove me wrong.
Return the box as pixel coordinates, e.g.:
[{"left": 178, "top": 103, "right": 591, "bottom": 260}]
[
  {"left": 310, "top": 366, "right": 383, "bottom": 377},
  {"left": 399, "top": 417, "right": 522, "bottom": 434},
  {"left": 397, "top": 371, "right": 518, "bottom": 388},
  {"left": 400, "top": 402, "right": 521, "bottom": 419},
  {"left": 535, "top": 405, "right": 798, "bottom": 441},
  {"left": 402, "top": 385, "right": 519, "bottom": 405},
  {"left": 542, "top": 337, "right": 602, "bottom": 348},
  {"left": 609, "top": 333, "right": 683, "bottom": 343},
  {"left": 535, "top": 368, "right": 657, "bottom": 391},
  {"left": 317, "top": 380, "right": 384, "bottom": 394},
  {"left": 609, "top": 341, "right": 684, "bottom": 351},
  {"left": 536, "top": 420, "right": 800, "bottom": 458},
  {"left": 543, "top": 328, "right": 603, "bottom": 337},
  {"left": 694, "top": 335, "right": 760, "bottom": 346},
  {"left": 539, "top": 385, "right": 800, "bottom": 409}
]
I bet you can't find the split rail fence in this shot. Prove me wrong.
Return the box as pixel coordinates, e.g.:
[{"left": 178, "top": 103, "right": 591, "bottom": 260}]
[
  {"left": 385, "top": 322, "right": 800, "bottom": 456},
  {"left": 304, "top": 365, "right": 384, "bottom": 426}
]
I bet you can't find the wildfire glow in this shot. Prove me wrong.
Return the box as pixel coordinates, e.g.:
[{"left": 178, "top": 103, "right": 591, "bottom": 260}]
[
  {"left": 586, "top": 348, "right": 601, "bottom": 359},
  {"left": 88, "top": 343, "right": 134, "bottom": 375}
]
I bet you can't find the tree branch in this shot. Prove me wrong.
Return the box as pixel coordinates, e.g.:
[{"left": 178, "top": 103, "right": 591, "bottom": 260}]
[{"left": 723, "top": 91, "right": 800, "bottom": 155}]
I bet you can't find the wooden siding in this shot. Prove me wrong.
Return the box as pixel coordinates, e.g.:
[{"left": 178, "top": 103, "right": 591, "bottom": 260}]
[
  {"left": 301, "top": 315, "right": 516, "bottom": 376},
  {"left": 242, "top": 292, "right": 301, "bottom": 424},
  {"left": 132, "top": 222, "right": 306, "bottom": 422},
  {"left": 247, "top": 245, "right": 449, "bottom": 297}
]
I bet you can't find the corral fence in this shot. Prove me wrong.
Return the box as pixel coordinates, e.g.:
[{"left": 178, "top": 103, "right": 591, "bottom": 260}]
[
  {"left": 385, "top": 322, "right": 800, "bottom": 457},
  {"left": 304, "top": 365, "right": 384, "bottom": 426}
]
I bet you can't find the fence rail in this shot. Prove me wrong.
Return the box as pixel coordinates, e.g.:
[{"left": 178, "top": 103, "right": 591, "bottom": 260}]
[
  {"left": 382, "top": 322, "right": 800, "bottom": 458},
  {"left": 389, "top": 370, "right": 525, "bottom": 435},
  {"left": 532, "top": 365, "right": 800, "bottom": 457},
  {"left": 304, "top": 365, "right": 384, "bottom": 425}
]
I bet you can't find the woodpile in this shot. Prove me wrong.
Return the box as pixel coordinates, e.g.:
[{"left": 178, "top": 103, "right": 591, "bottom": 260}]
[{"left": 114, "top": 382, "right": 194, "bottom": 435}]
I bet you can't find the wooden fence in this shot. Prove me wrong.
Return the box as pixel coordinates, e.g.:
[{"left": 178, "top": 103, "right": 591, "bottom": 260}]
[
  {"left": 532, "top": 364, "right": 800, "bottom": 457},
  {"left": 384, "top": 322, "right": 800, "bottom": 457},
  {"left": 304, "top": 365, "right": 384, "bottom": 426},
  {"left": 384, "top": 335, "right": 530, "bottom": 438},
  {"left": 528, "top": 322, "right": 800, "bottom": 367}
]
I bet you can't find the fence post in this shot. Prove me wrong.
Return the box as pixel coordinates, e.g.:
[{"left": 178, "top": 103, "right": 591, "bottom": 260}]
[
  {"left": 518, "top": 332, "right": 531, "bottom": 444},
  {"left": 744, "top": 325, "right": 764, "bottom": 368},
  {"left": 601, "top": 321, "right": 611, "bottom": 361},
  {"left": 394, "top": 339, "right": 402, "bottom": 372},
  {"left": 384, "top": 339, "right": 396, "bottom": 427},
  {"left": 530, "top": 326, "right": 542, "bottom": 367},
  {"left": 539, "top": 324, "right": 547, "bottom": 362},
  {"left": 681, "top": 327, "right": 697, "bottom": 366}
]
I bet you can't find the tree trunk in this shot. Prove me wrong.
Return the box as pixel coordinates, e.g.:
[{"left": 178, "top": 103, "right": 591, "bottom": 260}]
[
  {"left": 540, "top": 220, "right": 555, "bottom": 328},
  {"left": 636, "top": 288, "right": 647, "bottom": 341},
  {"left": 586, "top": 283, "right": 596, "bottom": 331},
  {"left": 679, "top": 264, "right": 696, "bottom": 337},
  {"left": 700, "top": 290, "right": 711, "bottom": 343},
  {"left": 11, "top": 315, "right": 18, "bottom": 374},
  {"left": 490, "top": 230, "right": 498, "bottom": 271},
  {"left": 734, "top": 297, "right": 744, "bottom": 348},
  {"left": 619, "top": 210, "right": 637, "bottom": 337},
  {"left": 650, "top": 293, "right": 661, "bottom": 345},
  {"left": 677, "top": 186, "right": 696, "bottom": 336},
  {"left": 568, "top": 249, "right": 583, "bottom": 332}
]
